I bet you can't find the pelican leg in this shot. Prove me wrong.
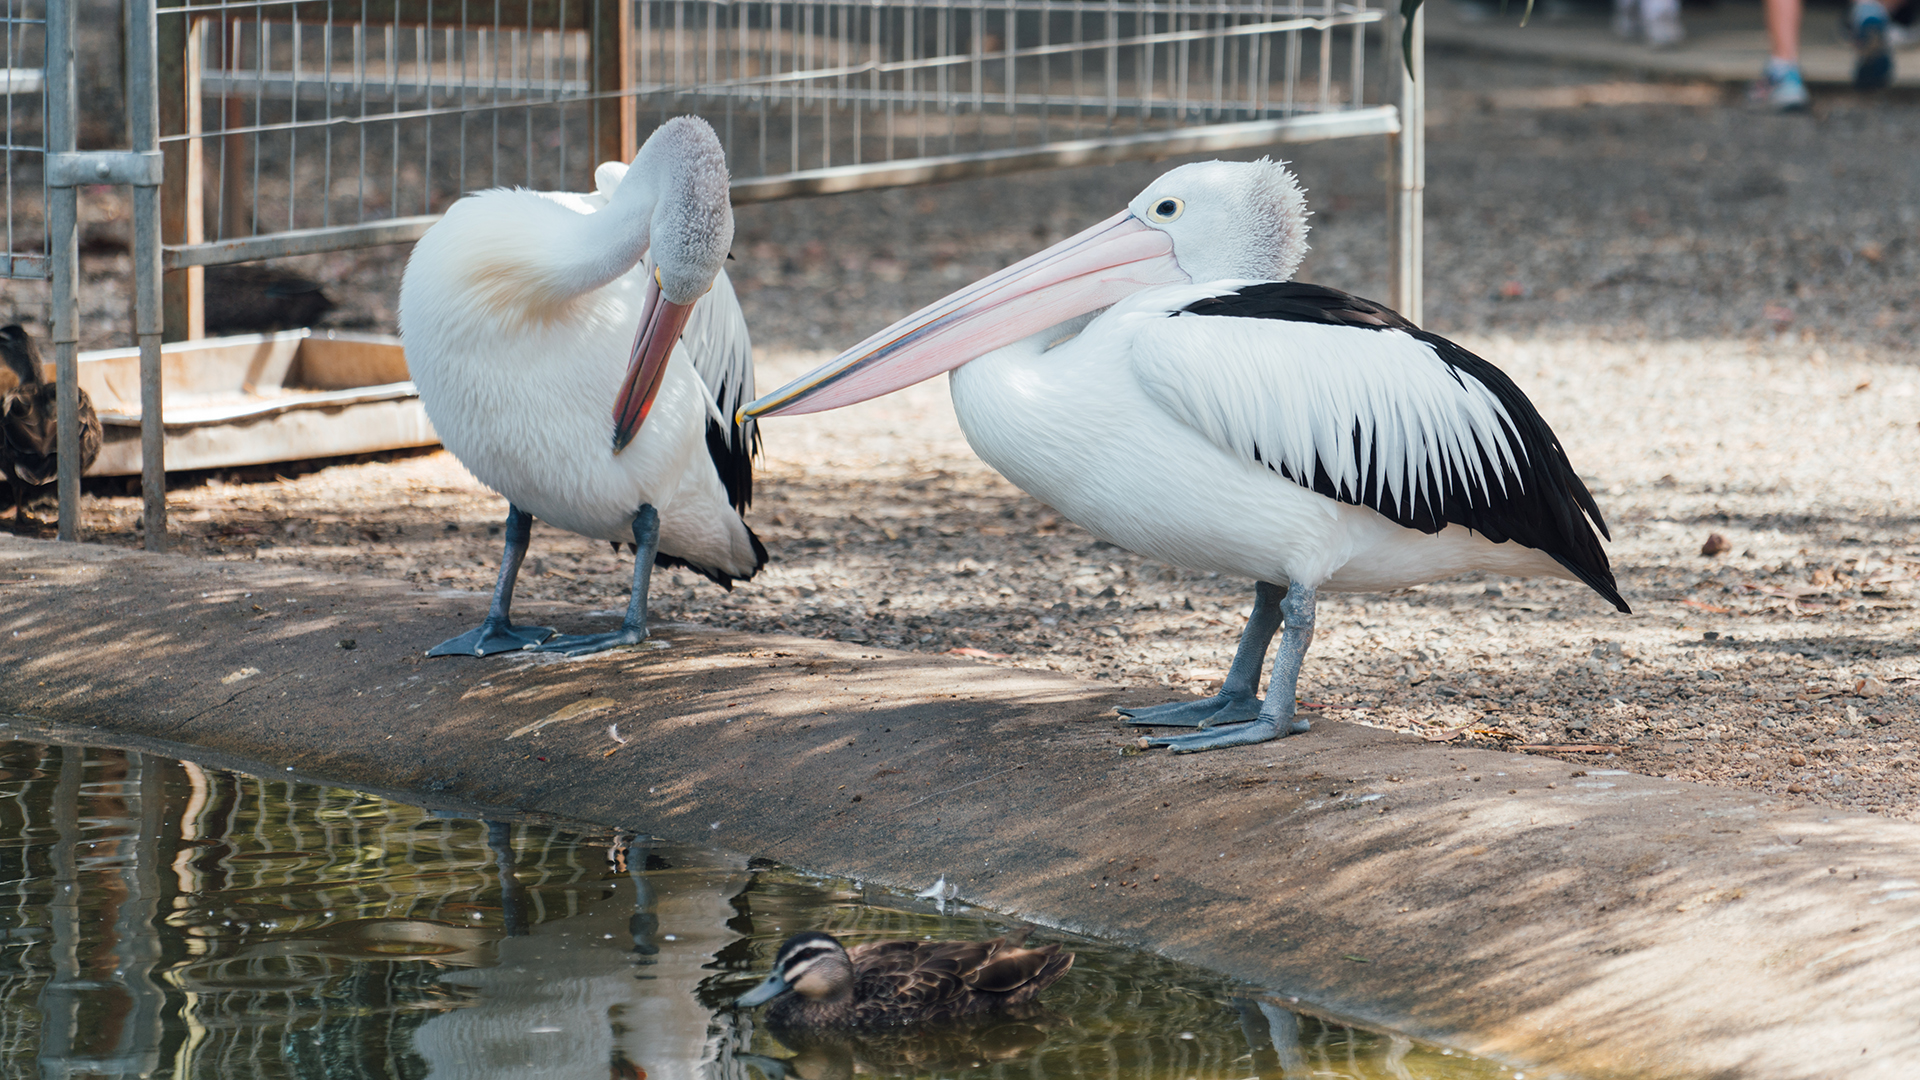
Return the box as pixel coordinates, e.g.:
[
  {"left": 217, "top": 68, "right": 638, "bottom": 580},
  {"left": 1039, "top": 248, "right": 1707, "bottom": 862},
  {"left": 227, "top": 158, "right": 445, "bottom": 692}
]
[
  {"left": 1148, "top": 582, "right": 1317, "bottom": 753},
  {"left": 531, "top": 504, "right": 659, "bottom": 656},
  {"left": 1119, "top": 580, "right": 1284, "bottom": 728},
  {"left": 426, "top": 505, "right": 555, "bottom": 657}
]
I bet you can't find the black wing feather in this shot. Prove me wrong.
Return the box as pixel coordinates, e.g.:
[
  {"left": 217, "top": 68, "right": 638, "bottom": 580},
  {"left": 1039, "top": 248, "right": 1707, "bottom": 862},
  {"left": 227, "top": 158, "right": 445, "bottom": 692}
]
[
  {"left": 705, "top": 415, "right": 759, "bottom": 514},
  {"left": 1182, "top": 282, "right": 1628, "bottom": 613}
]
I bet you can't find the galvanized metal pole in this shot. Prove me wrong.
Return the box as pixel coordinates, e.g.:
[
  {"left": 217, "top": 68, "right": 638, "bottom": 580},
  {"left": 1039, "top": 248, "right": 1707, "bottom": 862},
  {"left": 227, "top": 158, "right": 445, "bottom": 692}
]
[
  {"left": 129, "top": 0, "right": 167, "bottom": 550},
  {"left": 1387, "top": 2, "right": 1424, "bottom": 325},
  {"left": 45, "top": 0, "right": 80, "bottom": 542}
]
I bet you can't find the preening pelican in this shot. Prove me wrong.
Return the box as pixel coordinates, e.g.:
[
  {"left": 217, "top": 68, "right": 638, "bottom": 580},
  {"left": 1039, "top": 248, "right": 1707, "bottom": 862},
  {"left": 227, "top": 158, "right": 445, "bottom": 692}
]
[
  {"left": 743, "top": 159, "right": 1628, "bottom": 752},
  {"left": 401, "top": 116, "right": 765, "bottom": 658}
]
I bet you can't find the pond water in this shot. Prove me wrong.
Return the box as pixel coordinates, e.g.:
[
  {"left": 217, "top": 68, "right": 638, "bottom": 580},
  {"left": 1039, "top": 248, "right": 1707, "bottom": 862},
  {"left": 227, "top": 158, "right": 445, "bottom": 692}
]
[{"left": 0, "top": 736, "right": 1526, "bottom": 1080}]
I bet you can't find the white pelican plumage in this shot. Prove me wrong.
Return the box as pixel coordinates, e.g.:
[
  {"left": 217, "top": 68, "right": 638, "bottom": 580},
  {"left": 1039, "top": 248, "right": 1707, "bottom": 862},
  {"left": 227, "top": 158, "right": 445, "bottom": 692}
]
[
  {"left": 742, "top": 159, "right": 1628, "bottom": 752},
  {"left": 401, "top": 116, "right": 765, "bottom": 658}
]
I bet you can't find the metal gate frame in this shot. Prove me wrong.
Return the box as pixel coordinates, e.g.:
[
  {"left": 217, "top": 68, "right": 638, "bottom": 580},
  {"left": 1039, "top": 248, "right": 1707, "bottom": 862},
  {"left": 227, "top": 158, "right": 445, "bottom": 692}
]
[
  {"left": 45, "top": 0, "right": 167, "bottom": 547},
  {"left": 29, "top": 0, "right": 1424, "bottom": 547}
]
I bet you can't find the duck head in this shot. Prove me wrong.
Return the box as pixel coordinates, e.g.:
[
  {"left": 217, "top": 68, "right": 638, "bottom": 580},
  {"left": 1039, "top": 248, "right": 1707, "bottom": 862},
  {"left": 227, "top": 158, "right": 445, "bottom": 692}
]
[{"left": 737, "top": 931, "right": 856, "bottom": 1008}]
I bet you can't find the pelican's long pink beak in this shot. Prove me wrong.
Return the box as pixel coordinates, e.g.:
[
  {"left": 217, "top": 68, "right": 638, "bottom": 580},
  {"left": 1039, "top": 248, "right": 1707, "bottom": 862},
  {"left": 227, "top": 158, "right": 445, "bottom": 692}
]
[
  {"left": 612, "top": 272, "right": 697, "bottom": 453},
  {"left": 740, "top": 211, "right": 1184, "bottom": 420}
]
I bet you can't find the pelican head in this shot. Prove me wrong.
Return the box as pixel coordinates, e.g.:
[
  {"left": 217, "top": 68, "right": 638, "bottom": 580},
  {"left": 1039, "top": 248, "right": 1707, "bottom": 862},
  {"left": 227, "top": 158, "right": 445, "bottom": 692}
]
[
  {"left": 1126, "top": 158, "right": 1309, "bottom": 283},
  {"left": 611, "top": 116, "right": 734, "bottom": 452},
  {"left": 740, "top": 158, "right": 1310, "bottom": 419}
]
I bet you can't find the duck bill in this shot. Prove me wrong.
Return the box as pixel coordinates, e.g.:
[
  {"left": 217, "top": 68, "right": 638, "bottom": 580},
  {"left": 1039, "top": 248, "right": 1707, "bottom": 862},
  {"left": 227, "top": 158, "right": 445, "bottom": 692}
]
[
  {"left": 612, "top": 273, "right": 696, "bottom": 453},
  {"left": 740, "top": 211, "right": 1184, "bottom": 420},
  {"left": 735, "top": 972, "right": 789, "bottom": 1007}
]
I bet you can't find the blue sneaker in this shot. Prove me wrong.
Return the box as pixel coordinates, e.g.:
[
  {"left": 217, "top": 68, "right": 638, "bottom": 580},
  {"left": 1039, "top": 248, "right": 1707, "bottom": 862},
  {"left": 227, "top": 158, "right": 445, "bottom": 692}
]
[
  {"left": 1852, "top": 1, "right": 1894, "bottom": 89},
  {"left": 1753, "top": 58, "right": 1811, "bottom": 111}
]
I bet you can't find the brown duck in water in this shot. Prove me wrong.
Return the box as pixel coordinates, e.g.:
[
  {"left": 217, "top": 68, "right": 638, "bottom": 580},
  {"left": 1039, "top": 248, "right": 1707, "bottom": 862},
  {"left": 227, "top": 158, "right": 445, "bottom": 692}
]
[
  {"left": 735, "top": 930, "right": 1073, "bottom": 1030},
  {"left": 0, "top": 325, "right": 102, "bottom": 529}
]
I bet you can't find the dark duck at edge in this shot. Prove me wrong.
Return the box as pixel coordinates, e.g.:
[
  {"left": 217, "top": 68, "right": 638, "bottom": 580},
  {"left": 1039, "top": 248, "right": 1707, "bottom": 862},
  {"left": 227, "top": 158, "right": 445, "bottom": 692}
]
[
  {"left": 0, "top": 325, "right": 101, "bottom": 529},
  {"left": 735, "top": 930, "right": 1073, "bottom": 1029}
]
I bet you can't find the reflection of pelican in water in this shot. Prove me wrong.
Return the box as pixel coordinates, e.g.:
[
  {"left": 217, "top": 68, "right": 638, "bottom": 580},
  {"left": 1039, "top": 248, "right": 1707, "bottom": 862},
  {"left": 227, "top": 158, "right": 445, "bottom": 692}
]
[
  {"left": 409, "top": 834, "right": 750, "bottom": 1080},
  {"left": 1236, "top": 997, "right": 1421, "bottom": 1080},
  {"left": 1237, "top": 999, "right": 1309, "bottom": 1079}
]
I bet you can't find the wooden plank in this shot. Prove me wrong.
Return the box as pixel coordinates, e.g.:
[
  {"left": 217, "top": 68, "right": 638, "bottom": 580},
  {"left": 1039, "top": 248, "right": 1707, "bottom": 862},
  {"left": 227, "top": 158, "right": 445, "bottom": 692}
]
[
  {"left": 592, "top": 0, "right": 635, "bottom": 167},
  {"left": 216, "top": 18, "right": 250, "bottom": 245},
  {"left": 158, "top": 5, "right": 204, "bottom": 341},
  {"left": 89, "top": 397, "right": 437, "bottom": 476}
]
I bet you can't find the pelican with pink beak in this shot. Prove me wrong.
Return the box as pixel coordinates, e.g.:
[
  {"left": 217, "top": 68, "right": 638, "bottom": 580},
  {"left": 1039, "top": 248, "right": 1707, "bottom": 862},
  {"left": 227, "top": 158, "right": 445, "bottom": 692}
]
[
  {"left": 402, "top": 116, "right": 764, "bottom": 658},
  {"left": 742, "top": 159, "right": 1627, "bottom": 752}
]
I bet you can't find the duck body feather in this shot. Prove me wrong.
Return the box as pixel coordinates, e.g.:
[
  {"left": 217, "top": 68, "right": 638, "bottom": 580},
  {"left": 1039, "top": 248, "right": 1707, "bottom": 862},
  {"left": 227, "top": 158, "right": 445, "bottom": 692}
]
[
  {"left": 746, "top": 932, "right": 1073, "bottom": 1031},
  {"left": 0, "top": 326, "right": 102, "bottom": 520}
]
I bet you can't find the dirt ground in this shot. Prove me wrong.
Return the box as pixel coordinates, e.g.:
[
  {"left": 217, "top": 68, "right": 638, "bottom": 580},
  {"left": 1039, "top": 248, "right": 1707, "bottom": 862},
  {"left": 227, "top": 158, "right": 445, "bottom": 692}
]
[{"left": 8, "top": 47, "right": 1918, "bottom": 818}]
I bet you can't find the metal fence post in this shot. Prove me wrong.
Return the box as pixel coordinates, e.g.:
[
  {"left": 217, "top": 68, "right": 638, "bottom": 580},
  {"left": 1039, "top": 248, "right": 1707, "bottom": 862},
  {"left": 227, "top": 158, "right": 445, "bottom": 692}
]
[
  {"left": 131, "top": 0, "right": 167, "bottom": 549},
  {"left": 1388, "top": 1, "right": 1423, "bottom": 325},
  {"left": 44, "top": 0, "right": 80, "bottom": 542}
]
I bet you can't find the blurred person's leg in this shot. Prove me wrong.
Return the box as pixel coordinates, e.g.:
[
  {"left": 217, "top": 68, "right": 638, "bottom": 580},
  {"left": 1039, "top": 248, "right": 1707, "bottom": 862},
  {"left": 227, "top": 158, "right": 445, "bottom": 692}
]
[
  {"left": 1758, "top": 0, "right": 1811, "bottom": 110},
  {"left": 1851, "top": 0, "right": 1894, "bottom": 89},
  {"left": 1643, "top": 0, "right": 1686, "bottom": 47}
]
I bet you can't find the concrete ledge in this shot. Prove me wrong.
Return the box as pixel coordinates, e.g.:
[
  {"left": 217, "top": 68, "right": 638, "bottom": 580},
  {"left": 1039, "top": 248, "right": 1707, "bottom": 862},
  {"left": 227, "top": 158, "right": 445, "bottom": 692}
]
[{"left": 4, "top": 535, "right": 1917, "bottom": 1080}]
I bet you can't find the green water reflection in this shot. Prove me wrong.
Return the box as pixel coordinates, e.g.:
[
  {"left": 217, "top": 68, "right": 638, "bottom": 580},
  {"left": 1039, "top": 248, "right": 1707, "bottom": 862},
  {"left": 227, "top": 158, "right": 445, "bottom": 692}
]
[{"left": 0, "top": 739, "right": 1521, "bottom": 1080}]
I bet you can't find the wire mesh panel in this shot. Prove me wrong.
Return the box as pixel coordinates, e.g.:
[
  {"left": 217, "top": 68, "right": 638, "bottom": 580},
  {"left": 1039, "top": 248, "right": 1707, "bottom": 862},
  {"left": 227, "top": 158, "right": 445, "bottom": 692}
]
[
  {"left": 158, "top": 0, "right": 1393, "bottom": 272},
  {"left": 157, "top": 0, "right": 632, "bottom": 274},
  {"left": 1, "top": 0, "right": 44, "bottom": 279},
  {"left": 640, "top": 0, "right": 1393, "bottom": 200}
]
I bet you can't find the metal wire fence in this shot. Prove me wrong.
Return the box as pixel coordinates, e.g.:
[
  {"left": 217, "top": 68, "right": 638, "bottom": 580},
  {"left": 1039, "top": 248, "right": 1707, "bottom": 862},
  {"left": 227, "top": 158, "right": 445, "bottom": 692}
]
[
  {"left": 649, "top": 0, "right": 1392, "bottom": 188},
  {"left": 163, "top": 0, "right": 628, "bottom": 271},
  {"left": 1, "top": 0, "right": 44, "bottom": 279},
  {"left": 159, "top": 0, "right": 1405, "bottom": 269}
]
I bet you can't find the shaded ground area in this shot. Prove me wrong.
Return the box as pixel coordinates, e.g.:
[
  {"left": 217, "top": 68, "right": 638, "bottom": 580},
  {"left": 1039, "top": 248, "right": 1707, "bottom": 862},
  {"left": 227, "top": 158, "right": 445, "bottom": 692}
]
[{"left": 8, "top": 47, "right": 1919, "bottom": 817}]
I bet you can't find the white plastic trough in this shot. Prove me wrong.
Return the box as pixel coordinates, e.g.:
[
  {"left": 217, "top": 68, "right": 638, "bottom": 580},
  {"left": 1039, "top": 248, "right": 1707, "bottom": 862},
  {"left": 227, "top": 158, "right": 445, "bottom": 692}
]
[{"left": 69, "top": 330, "right": 438, "bottom": 476}]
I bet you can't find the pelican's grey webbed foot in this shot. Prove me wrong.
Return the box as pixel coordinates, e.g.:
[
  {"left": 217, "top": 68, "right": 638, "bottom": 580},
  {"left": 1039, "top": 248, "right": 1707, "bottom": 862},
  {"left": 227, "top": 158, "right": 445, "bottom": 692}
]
[
  {"left": 1118, "top": 691, "right": 1261, "bottom": 728},
  {"left": 532, "top": 504, "right": 660, "bottom": 657},
  {"left": 1120, "top": 580, "right": 1284, "bottom": 729},
  {"left": 429, "top": 621, "right": 554, "bottom": 658},
  {"left": 1150, "top": 581, "right": 1316, "bottom": 753},
  {"left": 428, "top": 505, "right": 555, "bottom": 656},
  {"left": 1150, "top": 714, "right": 1306, "bottom": 753}
]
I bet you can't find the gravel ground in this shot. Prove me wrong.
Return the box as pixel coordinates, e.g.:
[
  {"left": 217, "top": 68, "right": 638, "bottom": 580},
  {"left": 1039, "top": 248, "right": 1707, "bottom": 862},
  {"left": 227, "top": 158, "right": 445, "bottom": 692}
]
[{"left": 13, "top": 47, "right": 1919, "bottom": 817}]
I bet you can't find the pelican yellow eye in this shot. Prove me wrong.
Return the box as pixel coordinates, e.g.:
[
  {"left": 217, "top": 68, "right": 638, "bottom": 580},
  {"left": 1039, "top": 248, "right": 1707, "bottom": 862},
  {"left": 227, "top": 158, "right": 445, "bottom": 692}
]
[{"left": 1147, "top": 196, "right": 1184, "bottom": 223}]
